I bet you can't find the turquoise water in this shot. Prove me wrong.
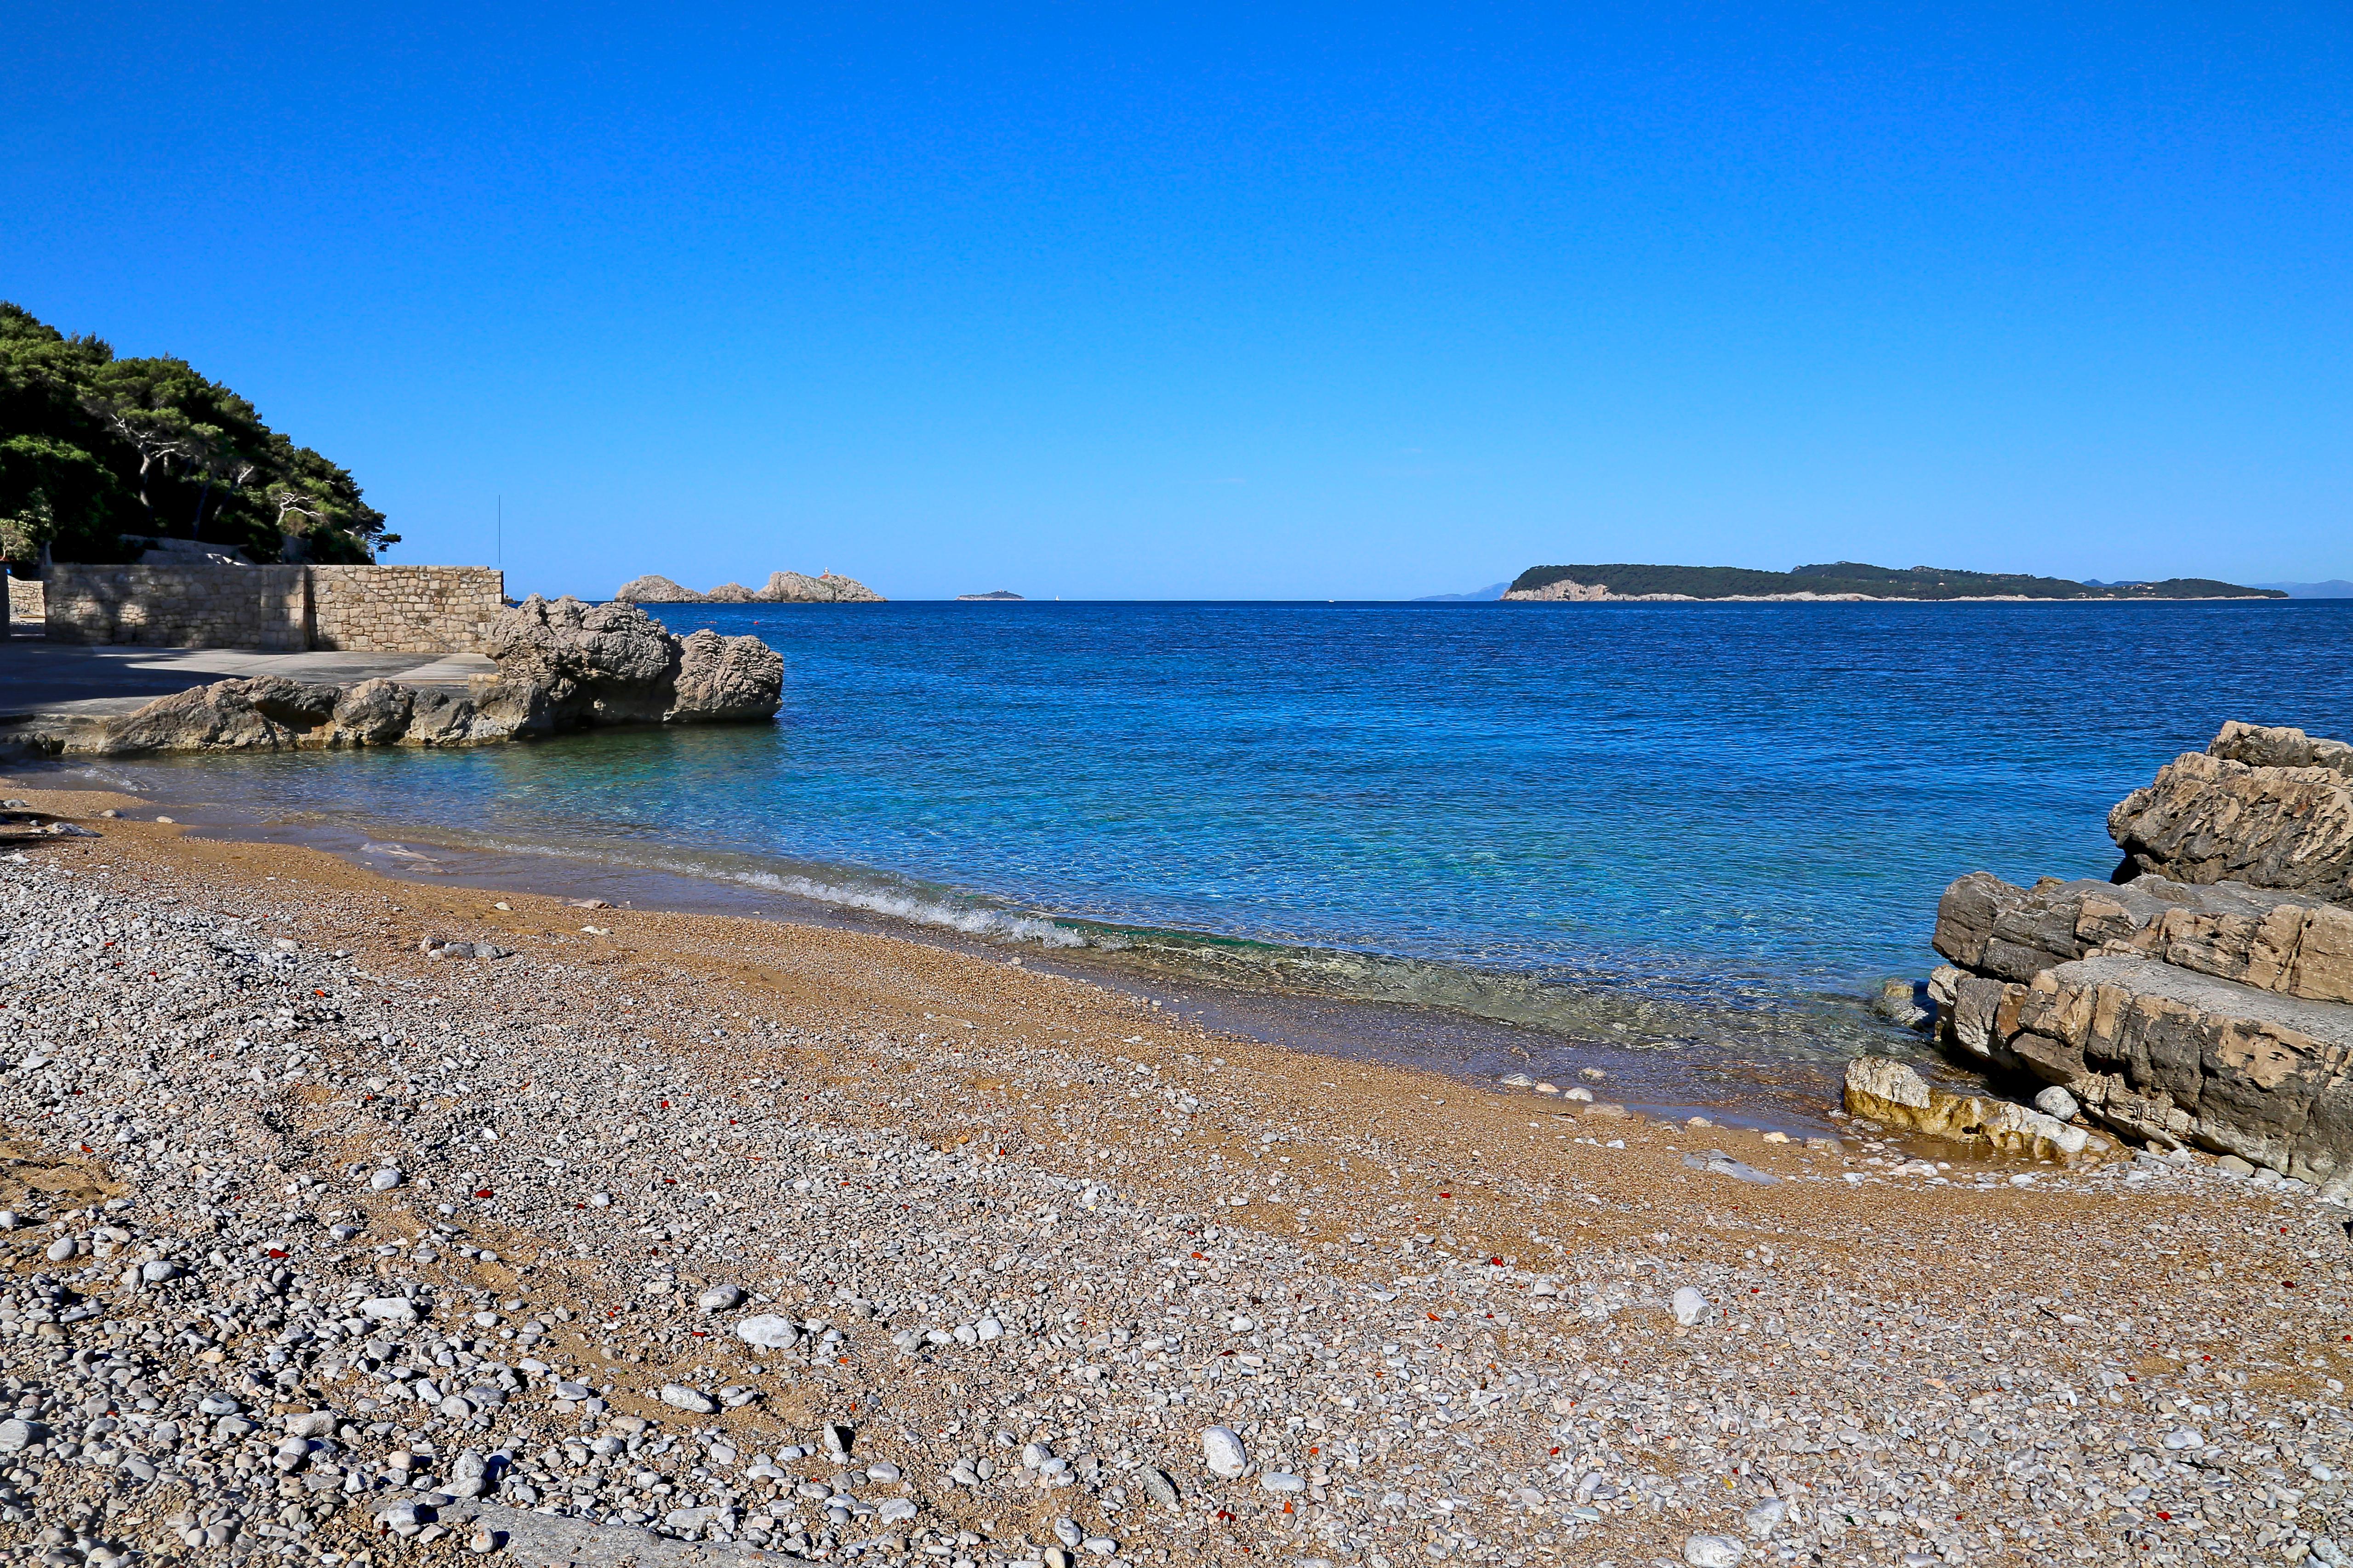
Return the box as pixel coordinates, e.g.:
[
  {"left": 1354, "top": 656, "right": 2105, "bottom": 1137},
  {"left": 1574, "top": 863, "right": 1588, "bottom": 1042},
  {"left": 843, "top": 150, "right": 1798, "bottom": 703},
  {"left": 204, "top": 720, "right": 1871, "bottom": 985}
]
[{"left": 95, "top": 599, "right": 2353, "bottom": 1065}]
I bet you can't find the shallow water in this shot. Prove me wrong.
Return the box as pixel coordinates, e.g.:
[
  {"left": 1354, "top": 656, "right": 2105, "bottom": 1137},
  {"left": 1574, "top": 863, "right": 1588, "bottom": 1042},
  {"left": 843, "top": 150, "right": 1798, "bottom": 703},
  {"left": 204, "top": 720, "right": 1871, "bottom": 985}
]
[{"left": 68, "top": 598, "right": 2353, "bottom": 1074}]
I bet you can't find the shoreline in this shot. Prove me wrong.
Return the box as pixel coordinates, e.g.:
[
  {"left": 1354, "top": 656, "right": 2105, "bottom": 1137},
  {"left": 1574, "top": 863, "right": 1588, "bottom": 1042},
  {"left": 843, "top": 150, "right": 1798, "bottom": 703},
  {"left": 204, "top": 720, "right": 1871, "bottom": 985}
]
[
  {"left": 1, "top": 778, "right": 2349, "bottom": 1567},
  {"left": 7, "top": 762, "right": 1920, "bottom": 1134}
]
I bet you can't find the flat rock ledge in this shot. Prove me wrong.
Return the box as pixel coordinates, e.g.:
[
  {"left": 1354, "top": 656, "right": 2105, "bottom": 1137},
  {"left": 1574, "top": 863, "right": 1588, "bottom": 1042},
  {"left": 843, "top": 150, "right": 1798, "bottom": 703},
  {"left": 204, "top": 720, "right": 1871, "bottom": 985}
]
[
  {"left": 1920, "top": 722, "right": 2353, "bottom": 1193},
  {"left": 8, "top": 595, "right": 783, "bottom": 757}
]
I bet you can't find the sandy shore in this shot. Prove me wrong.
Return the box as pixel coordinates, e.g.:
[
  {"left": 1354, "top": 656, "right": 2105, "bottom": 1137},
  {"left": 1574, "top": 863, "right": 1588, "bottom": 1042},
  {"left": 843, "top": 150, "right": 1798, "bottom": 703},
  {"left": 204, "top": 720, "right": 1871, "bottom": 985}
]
[{"left": 1, "top": 778, "right": 2348, "bottom": 1568}]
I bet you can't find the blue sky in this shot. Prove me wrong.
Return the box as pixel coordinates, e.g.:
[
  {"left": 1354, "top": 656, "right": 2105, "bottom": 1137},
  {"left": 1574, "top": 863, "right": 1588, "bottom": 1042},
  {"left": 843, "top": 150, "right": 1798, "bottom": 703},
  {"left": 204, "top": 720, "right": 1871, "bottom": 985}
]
[{"left": 6, "top": 3, "right": 2347, "bottom": 599}]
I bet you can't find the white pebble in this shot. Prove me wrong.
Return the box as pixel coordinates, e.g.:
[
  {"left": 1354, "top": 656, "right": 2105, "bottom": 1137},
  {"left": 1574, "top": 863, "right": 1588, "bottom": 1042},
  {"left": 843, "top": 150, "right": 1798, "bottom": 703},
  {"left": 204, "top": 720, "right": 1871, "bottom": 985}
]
[
  {"left": 1201, "top": 1425, "right": 1248, "bottom": 1478},
  {"left": 735, "top": 1314, "right": 801, "bottom": 1350}
]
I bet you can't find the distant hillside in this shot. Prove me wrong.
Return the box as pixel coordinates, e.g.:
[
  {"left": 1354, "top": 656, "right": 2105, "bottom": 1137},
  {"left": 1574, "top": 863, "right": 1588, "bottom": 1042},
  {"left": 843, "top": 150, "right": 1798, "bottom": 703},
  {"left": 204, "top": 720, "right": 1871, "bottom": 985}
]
[
  {"left": 1503, "top": 562, "right": 2284, "bottom": 602},
  {"left": 1413, "top": 581, "right": 1509, "bottom": 602},
  {"left": 2255, "top": 580, "right": 2353, "bottom": 599}
]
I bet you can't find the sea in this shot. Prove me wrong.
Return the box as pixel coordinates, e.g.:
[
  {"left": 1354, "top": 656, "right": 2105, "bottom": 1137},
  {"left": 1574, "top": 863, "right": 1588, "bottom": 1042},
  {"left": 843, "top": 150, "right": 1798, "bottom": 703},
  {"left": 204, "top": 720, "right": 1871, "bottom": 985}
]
[{"left": 77, "top": 598, "right": 2353, "bottom": 1124}]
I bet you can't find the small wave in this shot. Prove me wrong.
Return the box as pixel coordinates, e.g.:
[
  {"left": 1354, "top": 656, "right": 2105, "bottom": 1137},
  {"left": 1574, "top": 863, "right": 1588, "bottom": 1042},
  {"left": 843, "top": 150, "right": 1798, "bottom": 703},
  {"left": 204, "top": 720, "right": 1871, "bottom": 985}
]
[{"left": 722, "top": 867, "right": 1094, "bottom": 949}]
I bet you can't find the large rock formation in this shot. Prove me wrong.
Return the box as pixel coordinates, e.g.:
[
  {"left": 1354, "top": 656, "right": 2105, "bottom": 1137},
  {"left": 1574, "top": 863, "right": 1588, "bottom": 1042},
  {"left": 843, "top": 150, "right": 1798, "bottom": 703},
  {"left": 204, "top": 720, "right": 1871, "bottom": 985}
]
[
  {"left": 69, "top": 596, "right": 781, "bottom": 755},
  {"left": 612, "top": 571, "right": 884, "bottom": 604},
  {"left": 760, "top": 571, "right": 883, "bottom": 603},
  {"left": 1924, "top": 722, "right": 2353, "bottom": 1193},
  {"left": 2108, "top": 722, "right": 2353, "bottom": 902},
  {"left": 611, "top": 574, "right": 702, "bottom": 602}
]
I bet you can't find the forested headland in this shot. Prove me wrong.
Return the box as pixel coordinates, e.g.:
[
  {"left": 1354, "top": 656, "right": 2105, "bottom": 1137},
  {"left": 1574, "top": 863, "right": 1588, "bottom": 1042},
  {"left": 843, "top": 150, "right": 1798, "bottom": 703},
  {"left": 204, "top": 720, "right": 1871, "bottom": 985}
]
[{"left": 0, "top": 303, "right": 391, "bottom": 568}]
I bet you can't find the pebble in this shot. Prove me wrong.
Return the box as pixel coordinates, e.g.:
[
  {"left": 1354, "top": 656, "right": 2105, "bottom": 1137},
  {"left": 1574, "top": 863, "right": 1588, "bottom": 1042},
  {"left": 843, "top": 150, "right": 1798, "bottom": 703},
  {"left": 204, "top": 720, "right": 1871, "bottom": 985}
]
[
  {"left": 1671, "top": 1285, "right": 1707, "bottom": 1325},
  {"left": 735, "top": 1312, "right": 800, "bottom": 1349},
  {"left": 1201, "top": 1425, "right": 1248, "bottom": 1479},
  {"left": 659, "top": 1383, "right": 717, "bottom": 1414},
  {"left": 1742, "top": 1496, "right": 1788, "bottom": 1537},
  {"left": 1683, "top": 1534, "right": 1745, "bottom": 1566}
]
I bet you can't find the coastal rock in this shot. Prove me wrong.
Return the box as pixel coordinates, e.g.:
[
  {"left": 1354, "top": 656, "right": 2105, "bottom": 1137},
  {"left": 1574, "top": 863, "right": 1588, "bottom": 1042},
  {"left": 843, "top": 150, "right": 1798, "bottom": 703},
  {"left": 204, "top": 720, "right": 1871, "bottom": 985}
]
[
  {"left": 703, "top": 582, "right": 760, "bottom": 603},
  {"left": 100, "top": 679, "right": 308, "bottom": 753},
  {"left": 479, "top": 595, "right": 681, "bottom": 731},
  {"left": 2208, "top": 719, "right": 2353, "bottom": 777},
  {"left": 1840, "top": 1057, "right": 2099, "bottom": 1164},
  {"left": 329, "top": 678, "right": 415, "bottom": 746},
  {"left": 1932, "top": 870, "right": 2353, "bottom": 1004},
  {"left": 759, "top": 570, "right": 883, "bottom": 603},
  {"left": 403, "top": 687, "right": 482, "bottom": 746},
  {"left": 613, "top": 574, "right": 706, "bottom": 602},
  {"left": 479, "top": 595, "right": 781, "bottom": 731},
  {"left": 670, "top": 628, "right": 786, "bottom": 722},
  {"left": 2108, "top": 724, "right": 2353, "bottom": 903},
  {"left": 2002, "top": 955, "right": 2353, "bottom": 1188},
  {"left": 1924, "top": 723, "right": 2353, "bottom": 1183}
]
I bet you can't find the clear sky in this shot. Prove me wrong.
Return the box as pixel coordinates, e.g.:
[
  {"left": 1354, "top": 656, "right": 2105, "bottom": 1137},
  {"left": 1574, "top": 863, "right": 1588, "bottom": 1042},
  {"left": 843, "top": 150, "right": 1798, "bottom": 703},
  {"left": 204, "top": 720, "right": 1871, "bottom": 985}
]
[{"left": 6, "top": 4, "right": 2347, "bottom": 599}]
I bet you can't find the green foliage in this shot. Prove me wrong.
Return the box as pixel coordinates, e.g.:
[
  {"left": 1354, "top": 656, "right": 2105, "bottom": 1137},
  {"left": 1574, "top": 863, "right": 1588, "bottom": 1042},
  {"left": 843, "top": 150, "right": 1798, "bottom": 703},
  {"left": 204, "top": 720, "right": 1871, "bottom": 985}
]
[
  {"left": 0, "top": 301, "right": 387, "bottom": 565},
  {"left": 1508, "top": 562, "right": 2284, "bottom": 601}
]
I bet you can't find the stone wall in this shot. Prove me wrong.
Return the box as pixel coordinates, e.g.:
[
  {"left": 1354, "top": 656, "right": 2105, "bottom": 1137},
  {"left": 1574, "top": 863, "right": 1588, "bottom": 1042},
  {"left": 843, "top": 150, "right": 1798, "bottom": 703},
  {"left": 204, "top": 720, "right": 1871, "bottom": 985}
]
[
  {"left": 41, "top": 565, "right": 506, "bottom": 652},
  {"left": 5, "top": 576, "right": 41, "bottom": 630},
  {"left": 44, "top": 566, "right": 312, "bottom": 649},
  {"left": 309, "top": 566, "right": 506, "bottom": 653}
]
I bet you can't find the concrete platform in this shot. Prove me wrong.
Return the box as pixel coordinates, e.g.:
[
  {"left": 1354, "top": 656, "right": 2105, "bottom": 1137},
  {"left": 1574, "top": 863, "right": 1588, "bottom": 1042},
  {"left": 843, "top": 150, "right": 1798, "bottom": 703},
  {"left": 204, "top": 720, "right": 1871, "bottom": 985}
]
[{"left": 0, "top": 639, "right": 496, "bottom": 721}]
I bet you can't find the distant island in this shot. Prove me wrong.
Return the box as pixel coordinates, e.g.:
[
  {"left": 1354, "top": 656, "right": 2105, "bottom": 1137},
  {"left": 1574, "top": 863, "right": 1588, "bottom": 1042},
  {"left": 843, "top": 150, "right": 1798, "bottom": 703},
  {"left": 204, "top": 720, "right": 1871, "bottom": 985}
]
[
  {"left": 956, "top": 590, "right": 1024, "bottom": 601},
  {"left": 615, "top": 571, "right": 883, "bottom": 604},
  {"left": 1502, "top": 561, "right": 2284, "bottom": 602},
  {"left": 2255, "top": 580, "right": 2353, "bottom": 599}
]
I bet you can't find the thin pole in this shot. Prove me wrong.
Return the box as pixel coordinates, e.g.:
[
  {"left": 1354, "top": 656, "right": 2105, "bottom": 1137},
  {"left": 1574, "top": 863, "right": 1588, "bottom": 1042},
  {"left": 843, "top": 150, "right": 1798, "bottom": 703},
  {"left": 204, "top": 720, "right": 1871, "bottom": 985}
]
[{"left": 496, "top": 495, "right": 503, "bottom": 569}]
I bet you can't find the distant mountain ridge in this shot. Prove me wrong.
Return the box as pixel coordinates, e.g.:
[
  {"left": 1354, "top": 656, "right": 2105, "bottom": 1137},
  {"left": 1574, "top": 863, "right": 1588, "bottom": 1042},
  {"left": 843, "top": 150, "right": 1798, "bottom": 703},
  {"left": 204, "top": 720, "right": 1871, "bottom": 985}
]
[
  {"left": 1413, "top": 582, "right": 1509, "bottom": 602},
  {"left": 2255, "top": 581, "right": 2353, "bottom": 599},
  {"left": 1503, "top": 562, "right": 2283, "bottom": 602}
]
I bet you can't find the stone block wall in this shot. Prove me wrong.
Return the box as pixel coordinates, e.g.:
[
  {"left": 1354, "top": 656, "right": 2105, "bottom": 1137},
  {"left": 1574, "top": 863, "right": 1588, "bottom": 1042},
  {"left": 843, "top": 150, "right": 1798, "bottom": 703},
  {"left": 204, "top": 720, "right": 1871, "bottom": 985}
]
[
  {"left": 41, "top": 564, "right": 506, "bottom": 652},
  {"left": 6, "top": 576, "right": 41, "bottom": 630},
  {"left": 308, "top": 566, "right": 506, "bottom": 653},
  {"left": 44, "top": 565, "right": 311, "bottom": 649}
]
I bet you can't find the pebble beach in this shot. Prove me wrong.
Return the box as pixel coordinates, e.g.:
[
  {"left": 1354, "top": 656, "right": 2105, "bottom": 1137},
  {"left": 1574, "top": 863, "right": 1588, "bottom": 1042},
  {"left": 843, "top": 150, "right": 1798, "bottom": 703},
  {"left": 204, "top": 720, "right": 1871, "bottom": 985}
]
[{"left": 0, "top": 784, "right": 2348, "bottom": 1568}]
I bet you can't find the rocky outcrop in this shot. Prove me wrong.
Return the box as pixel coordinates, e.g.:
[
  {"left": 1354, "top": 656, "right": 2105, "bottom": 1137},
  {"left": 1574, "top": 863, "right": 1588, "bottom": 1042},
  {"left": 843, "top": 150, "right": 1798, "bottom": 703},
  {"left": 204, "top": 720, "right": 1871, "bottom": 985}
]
[
  {"left": 612, "top": 574, "right": 702, "bottom": 602},
  {"left": 612, "top": 571, "right": 884, "bottom": 604},
  {"left": 1999, "top": 956, "right": 2353, "bottom": 1180},
  {"left": 1922, "top": 721, "right": 2353, "bottom": 1193},
  {"left": 69, "top": 596, "right": 781, "bottom": 755},
  {"left": 2108, "top": 723, "right": 2353, "bottom": 902},
  {"left": 671, "top": 627, "right": 786, "bottom": 721},
  {"left": 761, "top": 571, "right": 882, "bottom": 603},
  {"left": 1932, "top": 870, "right": 2353, "bottom": 1003}
]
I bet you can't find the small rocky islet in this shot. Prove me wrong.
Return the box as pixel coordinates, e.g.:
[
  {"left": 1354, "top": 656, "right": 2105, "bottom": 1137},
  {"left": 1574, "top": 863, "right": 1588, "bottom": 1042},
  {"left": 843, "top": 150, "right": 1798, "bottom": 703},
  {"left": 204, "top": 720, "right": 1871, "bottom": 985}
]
[{"left": 0, "top": 724, "right": 2348, "bottom": 1567}]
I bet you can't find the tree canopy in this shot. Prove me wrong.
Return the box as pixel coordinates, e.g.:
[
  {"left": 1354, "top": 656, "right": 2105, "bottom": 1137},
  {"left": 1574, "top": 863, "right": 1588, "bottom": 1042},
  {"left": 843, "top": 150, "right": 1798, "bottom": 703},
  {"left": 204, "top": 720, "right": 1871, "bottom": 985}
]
[{"left": 0, "top": 302, "right": 395, "bottom": 567}]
